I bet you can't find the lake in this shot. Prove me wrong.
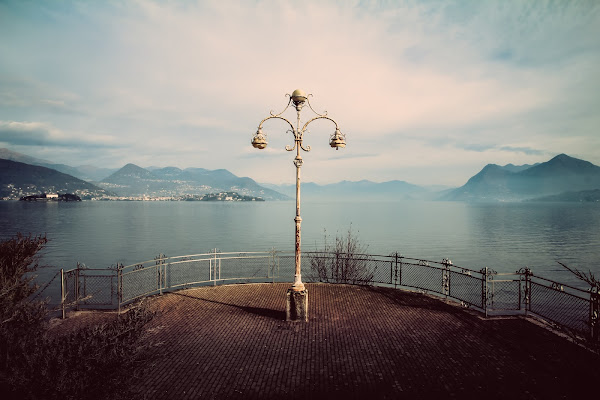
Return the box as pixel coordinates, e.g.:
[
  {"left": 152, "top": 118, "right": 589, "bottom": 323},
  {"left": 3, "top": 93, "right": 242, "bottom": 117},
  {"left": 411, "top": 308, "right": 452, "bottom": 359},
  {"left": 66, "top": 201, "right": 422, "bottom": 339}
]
[{"left": 1, "top": 200, "right": 599, "bottom": 288}]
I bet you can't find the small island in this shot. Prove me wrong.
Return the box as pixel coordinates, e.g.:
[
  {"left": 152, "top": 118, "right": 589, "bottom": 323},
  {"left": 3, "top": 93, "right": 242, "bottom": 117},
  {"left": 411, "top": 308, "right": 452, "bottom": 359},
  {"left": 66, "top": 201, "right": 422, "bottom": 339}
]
[{"left": 19, "top": 193, "right": 82, "bottom": 202}]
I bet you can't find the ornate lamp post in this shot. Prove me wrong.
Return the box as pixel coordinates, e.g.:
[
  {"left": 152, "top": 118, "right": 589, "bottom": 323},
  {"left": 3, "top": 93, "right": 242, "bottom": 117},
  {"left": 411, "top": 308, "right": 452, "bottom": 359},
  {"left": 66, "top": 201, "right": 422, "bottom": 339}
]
[{"left": 252, "top": 89, "right": 346, "bottom": 321}]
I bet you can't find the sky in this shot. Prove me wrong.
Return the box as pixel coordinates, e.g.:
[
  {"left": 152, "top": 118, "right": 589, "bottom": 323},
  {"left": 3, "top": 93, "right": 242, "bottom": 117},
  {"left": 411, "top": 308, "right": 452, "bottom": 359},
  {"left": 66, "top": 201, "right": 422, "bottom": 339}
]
[{"left": 1, "top": 0, "right": 599, "bottom": 187}]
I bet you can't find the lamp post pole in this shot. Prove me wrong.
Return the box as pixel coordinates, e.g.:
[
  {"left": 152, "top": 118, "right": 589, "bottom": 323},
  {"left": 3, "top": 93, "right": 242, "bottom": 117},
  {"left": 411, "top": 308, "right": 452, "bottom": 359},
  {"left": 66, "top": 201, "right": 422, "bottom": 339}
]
[{"left": 252, "top": 89, "right": 346, "bottom": 321}]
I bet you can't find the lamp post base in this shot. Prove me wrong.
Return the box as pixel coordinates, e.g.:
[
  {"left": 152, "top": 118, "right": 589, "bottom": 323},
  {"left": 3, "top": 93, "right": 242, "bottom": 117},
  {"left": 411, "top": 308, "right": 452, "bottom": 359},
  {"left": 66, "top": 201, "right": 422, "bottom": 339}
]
[{"left": 286, "top": 288, "right": 308, "bottom": 322}]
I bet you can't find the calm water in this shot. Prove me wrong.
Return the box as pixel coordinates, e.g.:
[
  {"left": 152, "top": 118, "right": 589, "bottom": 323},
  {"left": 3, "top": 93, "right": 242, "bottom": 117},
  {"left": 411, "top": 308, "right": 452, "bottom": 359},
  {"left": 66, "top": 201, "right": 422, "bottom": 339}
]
[{"left": 1, "top": 200, "right": 599, "bottom": 287}]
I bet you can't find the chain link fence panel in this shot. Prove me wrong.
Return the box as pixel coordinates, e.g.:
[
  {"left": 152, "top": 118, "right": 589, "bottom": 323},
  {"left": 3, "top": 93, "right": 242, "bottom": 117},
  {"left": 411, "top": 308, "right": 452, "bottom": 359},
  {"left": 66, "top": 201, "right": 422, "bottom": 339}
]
[
  {"left": 219, "top": 254, "right": 271, "bottom": 282},
  {"left": 168, "top": 259, "right": 211, "bottom": 288},
  {"left": 121, "top": 265, "right": 160, "bottom": 303},
  {"left": 449, "top": 270, "right": 483, "bottom": 308},
  {"left": 80, "top": 274, "right": 115, "bottom": 306},
  {"left": 489, "top": 279, "right": 521, "bottom": 310},
  {"left": 401, "top": 262, "right": 444, "bottom": 295},
  {"left": 530, "top": 281, "right": 590, "bottom": 334}
]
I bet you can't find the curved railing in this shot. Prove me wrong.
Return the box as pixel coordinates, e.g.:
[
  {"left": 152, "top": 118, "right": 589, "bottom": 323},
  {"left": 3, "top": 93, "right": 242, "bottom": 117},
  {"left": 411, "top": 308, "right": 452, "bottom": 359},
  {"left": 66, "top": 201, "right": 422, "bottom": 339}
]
[{"left": 34, "top": 250, "right": 599, "bottom": 342}]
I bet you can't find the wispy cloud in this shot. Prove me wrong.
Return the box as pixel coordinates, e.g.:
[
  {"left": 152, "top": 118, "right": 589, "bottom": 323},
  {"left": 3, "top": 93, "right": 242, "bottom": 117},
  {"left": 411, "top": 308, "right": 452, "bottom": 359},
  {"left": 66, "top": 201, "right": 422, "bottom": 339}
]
[{"left": 0, "top": 121, "right": 117, "bottom": 148}]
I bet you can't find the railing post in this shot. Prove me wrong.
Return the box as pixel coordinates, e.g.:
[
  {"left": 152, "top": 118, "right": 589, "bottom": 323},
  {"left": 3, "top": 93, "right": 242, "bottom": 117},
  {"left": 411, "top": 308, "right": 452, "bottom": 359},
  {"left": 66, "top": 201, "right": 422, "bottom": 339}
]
[
  {"left": 335, "top": 251, "right": 339, "bottom": 282},
  {"left": 164, "top": 262, "right": 168, "bottom": 292},
  {"left": 591, "top": 287, "right": 599, "bottom": 341},
  {"left": 481, "top": 267, "right": 488, "bottom": 318},
  {"left": 517, "top": 267, "right": 531, "bottom": 315},
  {"left": 518, "top": 271, "right": 522, "bottom": 311},
  {"left": 442, "top": 258, "right": 452, "bottom": 299},
  {"left": 60, "top": 268, "right": 65, "bottom": 319},
  {"left": 398, "top": 254, "right": 402, "bottom": 287},
  {"left": 212, "top": 248, "right": 218, "bottom": 286},
  {"left": 155, "top": 253, "right": 166, "bottom": 295},
  {"left": 525, "top": 268, "right": 531, "bottom": 315},
  {"left": 75, "top": 265, "right": 80, "bottom": 311},
  {"left": 391, "top": 252, "right": 401, "bottom": 287},
  {"left": 391, "top": 256, "right": 394, "bottom": 287},
  {"left": 118, "top": 265, "right": 123, "bottom": 314}
]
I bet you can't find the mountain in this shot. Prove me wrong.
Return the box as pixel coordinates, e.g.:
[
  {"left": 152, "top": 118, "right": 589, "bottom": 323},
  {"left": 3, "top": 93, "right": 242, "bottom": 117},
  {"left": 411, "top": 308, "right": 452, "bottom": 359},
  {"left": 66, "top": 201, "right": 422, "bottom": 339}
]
[
  {"left": 500, "top": 163, "right": 539, "bottom": 173},
  {"left": 441, "top": 154, "right": 600, "bottom": 202},
  {"left": 0, "top": 159, "right": 113, "bottom": 199},
  {"left": 69, "top": 164, "right": 118, "bottom": 182},
  {"left": 263, "top": 179, "right": 430, "bottom": 200},
  {"left": 0, "top": 148, "right": 54, "bottom": 165},
  {"left": 0, "top": 148, "right": 117, "bottom": 181},
  {"left": 100, "top": 164, "right": 288, "bottom": 200}
]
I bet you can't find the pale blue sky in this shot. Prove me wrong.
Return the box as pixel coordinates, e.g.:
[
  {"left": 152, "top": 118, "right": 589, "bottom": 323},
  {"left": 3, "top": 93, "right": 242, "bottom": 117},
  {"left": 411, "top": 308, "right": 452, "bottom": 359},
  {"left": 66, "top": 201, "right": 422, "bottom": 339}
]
[{"left": 1, "top": 0, "right": 599, "bottom": 185}]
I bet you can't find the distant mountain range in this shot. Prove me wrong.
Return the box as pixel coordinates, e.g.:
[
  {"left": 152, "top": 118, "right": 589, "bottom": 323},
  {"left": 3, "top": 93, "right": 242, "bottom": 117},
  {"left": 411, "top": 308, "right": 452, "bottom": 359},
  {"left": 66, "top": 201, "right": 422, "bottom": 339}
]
[
  {"left": 262, "top": 180, "right": 433, "bottom": 201},
  {"left": 441, "top": 154, "right": 600, "bottom": 202},
  {"left": 0, "top": 148, "right": 289, "bottom": 200},
  {"left": 98, "top": 163, "right": 288, "bottom": 200},
  {"left": 0, "top": 159, "right": 113, "bottom": 199},
  {"left": 1, "top": 148, "right": 599, "bottom": 202}
]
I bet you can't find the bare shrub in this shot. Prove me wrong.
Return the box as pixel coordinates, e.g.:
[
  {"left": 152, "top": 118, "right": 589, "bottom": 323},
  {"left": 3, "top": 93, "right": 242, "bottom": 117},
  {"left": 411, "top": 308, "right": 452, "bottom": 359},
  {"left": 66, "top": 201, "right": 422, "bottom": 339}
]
[
  {"left": 557, "top": 261, "right": 600, "bottom": 290},
  {"left": 308, "top": 226, "right": 375, "bottom": 285}
]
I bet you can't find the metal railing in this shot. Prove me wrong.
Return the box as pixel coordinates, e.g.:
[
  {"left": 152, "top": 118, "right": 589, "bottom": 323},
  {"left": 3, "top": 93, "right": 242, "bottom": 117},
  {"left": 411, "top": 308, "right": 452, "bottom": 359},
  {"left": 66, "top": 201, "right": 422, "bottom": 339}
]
[{"left": 33, "top": 249, "right": 599, "bottom": 341}]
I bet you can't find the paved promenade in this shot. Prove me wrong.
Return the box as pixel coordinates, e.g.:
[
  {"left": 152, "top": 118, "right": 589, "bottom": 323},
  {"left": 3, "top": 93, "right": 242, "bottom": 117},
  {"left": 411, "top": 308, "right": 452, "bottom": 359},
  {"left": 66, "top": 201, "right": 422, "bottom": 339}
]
[{"left": 61, "top": 283, "right": 600, "bottom": 399}]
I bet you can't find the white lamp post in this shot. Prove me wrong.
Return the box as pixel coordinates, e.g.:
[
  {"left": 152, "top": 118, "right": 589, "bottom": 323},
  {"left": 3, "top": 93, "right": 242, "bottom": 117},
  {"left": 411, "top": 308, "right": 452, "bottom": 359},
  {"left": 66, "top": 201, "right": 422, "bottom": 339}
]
[{"left": 252, "top": 89, "right": 346, "bottom": 321}]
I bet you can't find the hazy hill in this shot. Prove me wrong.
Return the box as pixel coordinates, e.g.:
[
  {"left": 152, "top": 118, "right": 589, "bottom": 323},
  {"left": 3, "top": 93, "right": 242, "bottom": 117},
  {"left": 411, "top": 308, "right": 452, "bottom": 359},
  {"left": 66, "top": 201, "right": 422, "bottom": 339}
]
[
  {"left": 263, "top": 179, "right": 429, "bottom": 200},
  {"left": 100, "top": 164, "right": 288, "bottom": 200},
  {"left": 441, "top": 154, "right": 600, "bottom": 202},
  {"left": 0, "top": 148, "right": 116, "bottom": 181},
  {"left": 0, "top": 159, "right": 112, "bottom": 199}
]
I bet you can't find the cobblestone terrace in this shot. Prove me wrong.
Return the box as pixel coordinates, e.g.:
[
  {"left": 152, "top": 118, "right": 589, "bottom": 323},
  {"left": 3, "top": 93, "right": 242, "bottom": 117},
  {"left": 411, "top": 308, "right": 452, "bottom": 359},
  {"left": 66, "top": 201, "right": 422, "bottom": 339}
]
[{"left": 54, "top": 283, "right": 600, "bottom": 399}]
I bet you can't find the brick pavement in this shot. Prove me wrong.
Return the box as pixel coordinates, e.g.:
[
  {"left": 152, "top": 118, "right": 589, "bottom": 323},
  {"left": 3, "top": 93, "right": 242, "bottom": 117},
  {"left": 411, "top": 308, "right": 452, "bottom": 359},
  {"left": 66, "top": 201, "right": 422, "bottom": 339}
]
[{"left": 58, "top": 283, "right": 600, "bottom": 399}]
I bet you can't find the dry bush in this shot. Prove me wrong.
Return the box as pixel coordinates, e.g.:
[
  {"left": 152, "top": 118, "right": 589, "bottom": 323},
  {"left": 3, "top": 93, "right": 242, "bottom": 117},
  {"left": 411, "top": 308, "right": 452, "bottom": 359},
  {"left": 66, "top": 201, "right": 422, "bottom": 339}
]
[{"left": 308, "top": 226, "right": 375, "bottom": 285}]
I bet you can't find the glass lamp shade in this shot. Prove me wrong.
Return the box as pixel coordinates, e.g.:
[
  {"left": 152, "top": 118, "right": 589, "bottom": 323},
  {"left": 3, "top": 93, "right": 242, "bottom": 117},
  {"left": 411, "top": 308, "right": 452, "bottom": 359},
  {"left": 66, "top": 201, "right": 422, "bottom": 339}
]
[
  {"left": 251, "top": 131, "right": 267, "bottom": 149},
  {"left": 329, "top": 129, "right": 346, "bottom": 150}
]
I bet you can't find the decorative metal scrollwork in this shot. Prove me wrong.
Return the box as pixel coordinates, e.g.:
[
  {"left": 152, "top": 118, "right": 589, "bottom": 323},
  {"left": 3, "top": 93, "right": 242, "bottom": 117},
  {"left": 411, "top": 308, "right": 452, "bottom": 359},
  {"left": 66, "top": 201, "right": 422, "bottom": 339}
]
[
  {"left": 110, "top": 262, "right": 124, "bottom": 270},
  {"left": 551, "top": 282, "right": 564, "bottom": 292},
  {"left": 253, "top": 90, "right": 344, "bottom": 155},
  {"left": 442, "top": 271, "right": 450, "bottom": 295},
  {"left": 306, "top": 94, "right": 328, "bottom": 117},
  {"left": 269, "top": 94, "right": 292, "bottom": 117},
  {"left": 486, "top": 285, "right": 494, "bottom": 307}
]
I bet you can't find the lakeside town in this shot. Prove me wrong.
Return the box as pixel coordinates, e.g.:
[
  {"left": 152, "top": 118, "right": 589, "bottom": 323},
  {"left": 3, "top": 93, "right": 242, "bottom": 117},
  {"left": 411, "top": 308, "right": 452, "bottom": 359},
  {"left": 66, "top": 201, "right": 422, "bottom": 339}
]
[{"left": 16, "top": 191, "right": 265, "bottom": 202}]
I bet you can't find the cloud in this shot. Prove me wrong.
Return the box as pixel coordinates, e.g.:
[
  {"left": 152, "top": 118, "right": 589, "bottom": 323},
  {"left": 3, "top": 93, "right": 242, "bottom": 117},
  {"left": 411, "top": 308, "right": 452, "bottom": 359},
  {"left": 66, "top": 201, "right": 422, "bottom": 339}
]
[
  {"left": 498, "top": 146, "right": 545, "bottom": 156},
  {"left": 0, "top": 121, "right": 117, "bottom": 148}
]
